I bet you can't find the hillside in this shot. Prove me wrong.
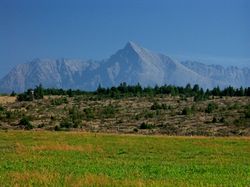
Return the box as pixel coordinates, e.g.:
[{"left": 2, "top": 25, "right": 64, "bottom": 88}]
[{"left": 0, "top": 94, "right": 249, "bottom": 136}]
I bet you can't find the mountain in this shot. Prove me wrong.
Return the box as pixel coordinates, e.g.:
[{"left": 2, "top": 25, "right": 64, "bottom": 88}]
[
  {"left": 99, "top": 41, "right": 213, "bottom": 88},
  {"left": 0, "top": 41, "right": 249, "bottom": 93},
  {"left": 0, "top": 59, "right": 100, "bottom": 93},
  {"left": 181, "top": 61, "right": 250, "bottom": 88}
]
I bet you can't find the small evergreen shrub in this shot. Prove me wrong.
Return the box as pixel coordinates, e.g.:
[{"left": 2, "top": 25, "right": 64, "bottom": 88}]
[
  {"left": 151, "top": 102, "right": 170, "bottom": 110},
  {"left": 83, "top": 108, "right": 95, "bottom": 120},
  {"left": 60, "top": 121, "right": 73, "bottom": 129},
  {"left": 139, "top": 122, "right": 154, "bottom": 129},
  {"left": 219, "top": 117, "right": 225, "bottom": 123},
  {"left": 54, "top": 125, "right": 61, "bottom": 131},
  {"left": 0, "top": 105, "right": 4, "bottom": 112},
  {"left": 51, "top": 97, "right": 68, "bottom": 106},
  {"left": 245, "top": 105, "right": 250, "bottom": 118},
  {"left": 205, "top": 103, "right": 218, "bottom": 113},
  {"left": 102, "top": 105, "right": 116, "bottom": 118},
  {"left": 212, "top": 117, "right": 217, "bottom": 123},
  {"left": 133, "top": 128, "right": 138, "bottom": 132},
  {"left": 144, "top": 111, "right": 155, "bottom": 119},
  {"left": 19, "top": 117, "right": 33, "bottom": 130},
  {"left": 5, "top": 111, "right": 12, "bottom": 119},
  {"left": 182, "top": 107, "right": 192, "bottom": 115}
]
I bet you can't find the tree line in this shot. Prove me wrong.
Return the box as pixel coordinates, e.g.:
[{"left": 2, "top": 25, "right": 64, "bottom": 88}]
[{"left": 16, "top": 83, "right": 250, "bottom": 101}]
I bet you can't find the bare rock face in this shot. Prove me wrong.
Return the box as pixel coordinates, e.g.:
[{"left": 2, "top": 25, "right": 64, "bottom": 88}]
[
  {"left": 0, "top": 42, "right": 249, "bottom": 93},
  {"left": 181, "top": 61, "right": 250, "bottom": 88}
]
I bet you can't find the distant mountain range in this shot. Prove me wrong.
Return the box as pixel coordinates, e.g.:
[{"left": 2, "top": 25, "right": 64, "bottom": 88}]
[{"left": 0, "top": 41, "right": 249, "bottom": 93}]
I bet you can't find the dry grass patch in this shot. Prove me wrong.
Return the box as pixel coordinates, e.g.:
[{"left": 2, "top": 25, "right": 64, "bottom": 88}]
[
  {"left": 8, "top": 171, "right": 59, "bottom": 186},
  {"left": 65, "top": 174, "right": 113, "bottom": 187},
  {"left": 0, "top": 96, "right": 16, "bottom": 104},
  {"left": 15, "top": 142, "right": 28, "bottom": 154}
]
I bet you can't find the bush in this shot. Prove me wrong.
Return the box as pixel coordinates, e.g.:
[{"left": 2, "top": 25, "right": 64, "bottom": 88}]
[
  {"left": 234, "top": 118, "right": 245, "bottom": 126},
  {"left": 205, "top": 103, "right": 218, "bottom": 113},
  {"left": 182, "top": 107, "right": 192, "bottom": 115},
  {"left": 54, "top": 125, "right": 61, "bottom": 131},
  {"left": 34, "top": 84, "right": 44, "bottom": 100},
  {"left": 245, "top": 105, "right": 250, "bottom": 118},
  {"left": 151, "top": 102, "right": 170, "bottom": 110},
  {"left": 102, "top": 105, "right": 116, "bottom": 118},
  {"left": 219, "top": 117, "right": 225, "bottom": 123},
  {"left": 38, "top": 124, "right": 45, "bottom": 128},
  {"left": 17, "top": 85, "right": 44, "bottom": 101},
  {"left": 194, "top": 93, "right": 207, "bottom": 102},
  {"left": 133, "top": 128, "right": 138, "bottom": 132},
  {"left": 19, "top": 117, "right": 33, "bottom": 130},
  {"left": 228, "top": 103, "right": 240, "bottom": 110},
  {"left": 212, "top": 117, "right": 217, "bottom": 123},
  {"left": 144, "top": 111, "right": 155, "bottom": 119},
  {"left": 245, "top": 112, "right": 250, "bottom": 118},
  {"left": 51, "top": 97, "right": 68, "bottom": 105},
  {"left": 5, "top": 111, "right": 12, "bottom": 119},
  {"left": 0, "top": 105, "right": 4, "bottom": 112},
  {"left": 139, "top": 122, "right": 154, "bottom": 129},
  {"left": 60, "top": 121, "right": 73, "bottom": 129},
  {"left": 17, "top": 91, "right": 33, "bottom": 102},
  {"left": 83, "top": 108, "right": 95, "bottom": 120}
]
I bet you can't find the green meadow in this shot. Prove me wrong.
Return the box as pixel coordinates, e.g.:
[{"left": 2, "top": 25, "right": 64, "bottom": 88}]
[{"left": 0, "top": 131, "right": 249, "bottom": 186}]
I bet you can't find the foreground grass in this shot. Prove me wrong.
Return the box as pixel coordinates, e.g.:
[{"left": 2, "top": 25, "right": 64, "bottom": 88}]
[{"left": 0, "top": 131, "right": 249, "bottom": 186}]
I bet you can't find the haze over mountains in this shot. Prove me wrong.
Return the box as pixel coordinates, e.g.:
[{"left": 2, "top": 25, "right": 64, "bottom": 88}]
[{"left": 0, "top": 42, "right": 249, "bottom": 93}]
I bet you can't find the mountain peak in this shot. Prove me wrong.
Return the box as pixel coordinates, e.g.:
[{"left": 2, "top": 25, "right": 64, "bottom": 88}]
[
  {"left": 124, "top": 41, "right": 143, "bottom": 52},
  {"left": 126, "top": 41, "right": 139, "bottom": 47},
  {"left": 1, "top": 42, "right": 249, "bottom": 93}
]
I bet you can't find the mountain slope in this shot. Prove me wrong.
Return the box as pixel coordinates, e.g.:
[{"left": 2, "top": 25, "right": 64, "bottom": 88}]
[
  {"left": 181, "top": 61, "right": 250, "bottom": 88},
  {"left": 99, "top": 41, "right": 213, "bottom": 88},
  {"left": 0, "top": 42, "right": 249, "bottom": 93},
  {"left": 0, "top": 59, "right": 100, "bottom": 93}
]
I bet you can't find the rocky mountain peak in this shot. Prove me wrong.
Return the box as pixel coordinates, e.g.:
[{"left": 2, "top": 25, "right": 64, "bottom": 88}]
[
  {"left": 123, "top": 41, "right": 151, "bottom": 58},
  {"left": 0, "top": 42, "right": 249, "bottom": 93}
]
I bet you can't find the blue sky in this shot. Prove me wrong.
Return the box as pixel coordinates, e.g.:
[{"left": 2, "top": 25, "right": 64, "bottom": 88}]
[{"left": 0, "top": 0, "right": 249, "bottom": 77}]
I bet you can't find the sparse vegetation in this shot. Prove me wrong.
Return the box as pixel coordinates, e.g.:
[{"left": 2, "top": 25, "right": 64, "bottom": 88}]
[
  {"left": 205, "top": 102, "right": 218, "bottom": 113},
  {"left": 150, "top": 102, "right": 169, "bottom": 110},
  {"left": 102, "top": 104, "right": 116, "bottom": 118},
  {"left": 0, "top": 83, "right": 249, "bottom": 136},
  {"left": 18, "top": 117, "right": 33, "bottom": 130},
  {"left": 60, "top": 120, "right": 73, "bottom": 129},
  {"left": 182, "top": 107, "right": 193, "bottom": 115},
  {"left": 83, "top": 107, "right": 95, "bottom": 120},
  {"left": 245, "top": 105, "right": 250, "bottom": 118},
  {"left": 51, "top": 97, "right": 68, "bottom": 106}
]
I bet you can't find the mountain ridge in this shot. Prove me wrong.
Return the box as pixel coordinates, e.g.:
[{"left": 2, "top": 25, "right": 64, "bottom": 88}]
[{"left": 0, "top": 42, "right": 249, "bottom": 93}]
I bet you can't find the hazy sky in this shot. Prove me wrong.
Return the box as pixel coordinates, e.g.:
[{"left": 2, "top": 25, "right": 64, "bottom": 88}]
[{"left": 0, "top": 0, "right": 249, "bottom": 77}]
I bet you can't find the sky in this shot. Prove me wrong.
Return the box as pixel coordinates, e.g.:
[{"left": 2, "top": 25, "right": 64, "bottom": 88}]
[{"left": 0, "top": 0, "right": 249, "bottom": 77}]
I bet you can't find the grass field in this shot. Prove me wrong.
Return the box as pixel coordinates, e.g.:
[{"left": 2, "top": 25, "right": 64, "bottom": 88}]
[{"left": 0, "top": 131, "right": 249, "bottom": 186}]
